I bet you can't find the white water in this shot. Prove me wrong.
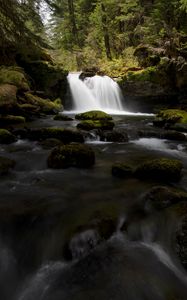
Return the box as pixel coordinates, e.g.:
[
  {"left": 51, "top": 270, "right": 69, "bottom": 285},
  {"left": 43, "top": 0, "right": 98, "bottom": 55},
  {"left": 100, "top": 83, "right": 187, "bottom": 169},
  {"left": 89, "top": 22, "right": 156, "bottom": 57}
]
[{"left": 67, "top": 73, "right": 125, "bottom": 113}]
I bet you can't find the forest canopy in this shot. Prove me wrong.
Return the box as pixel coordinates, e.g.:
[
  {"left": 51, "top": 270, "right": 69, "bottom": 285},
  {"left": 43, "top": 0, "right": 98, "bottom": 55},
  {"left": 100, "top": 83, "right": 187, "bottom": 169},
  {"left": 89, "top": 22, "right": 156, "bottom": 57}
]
[{"left": 1, "top": 0, "right": 187, "bottom": 70}]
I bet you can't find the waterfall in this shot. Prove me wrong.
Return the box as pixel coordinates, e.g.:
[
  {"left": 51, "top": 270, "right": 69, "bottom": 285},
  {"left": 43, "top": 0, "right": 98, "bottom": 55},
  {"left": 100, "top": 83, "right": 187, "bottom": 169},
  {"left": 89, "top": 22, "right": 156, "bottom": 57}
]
[{"left": 67, "top": 73, "right": 124, "bottom": 113}]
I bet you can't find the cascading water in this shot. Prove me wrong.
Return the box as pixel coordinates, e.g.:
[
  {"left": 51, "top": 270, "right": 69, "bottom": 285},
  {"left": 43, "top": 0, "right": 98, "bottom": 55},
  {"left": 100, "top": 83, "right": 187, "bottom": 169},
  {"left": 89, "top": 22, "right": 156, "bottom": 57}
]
[{"left": 67, "top": 73, "right": 124, "bottom": 113}]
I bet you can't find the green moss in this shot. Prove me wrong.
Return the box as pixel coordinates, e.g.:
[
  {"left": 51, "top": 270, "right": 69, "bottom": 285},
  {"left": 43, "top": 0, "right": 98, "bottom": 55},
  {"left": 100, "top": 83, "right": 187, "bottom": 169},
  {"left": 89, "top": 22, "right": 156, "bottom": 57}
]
[
  {"left": 22, "top": 61, "right": 68, "bottom": 100},
  {"left": 0, "top": 115, "right": 25, "bottom": 125},
  {"left": 77, "top": 120, "right": 115, "bottom": 131},
  {"left": 28, "top": 127, "right": 84, "bottom": 143},
  {"left": 24, "top": 93, "right": 62, "bottom": 114},
  {"left": 135, "top": 158, "right": 183, "bottom": 182},
  {"left": 0, "top": 156, "right": 15, "bottom": 175},
  {"left": 157, "top": 109, "right": 187, "bottom": 124},
  {"left": 125, "top": 66, "right": 157, "bottom": 82},
  {"left": 47, "top": 144, "right": 95, "bottom": 169},
  {"left": 0, "top": 67, "right": 30, "bottom": 91},
  {"left": 0, "top": 129, "right": 17, "bottom": 144},
  {"left": 54, "top": 114, "right": 73, "bottom": 121},
  {"left": 75, "top": 110, "right": 113, "bottom": 121}
]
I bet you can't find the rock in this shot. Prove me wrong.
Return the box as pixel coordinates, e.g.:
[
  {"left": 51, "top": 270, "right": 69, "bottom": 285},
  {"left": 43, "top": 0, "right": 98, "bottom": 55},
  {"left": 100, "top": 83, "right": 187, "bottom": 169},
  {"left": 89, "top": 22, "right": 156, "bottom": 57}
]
[
  {"left": 162, "top": 131, "right": 186, "bottom": 141},
  {"left": 138, "top": 129, "right": 186, "bottom": 141},
  {"left": 134, "top": 45, "right": 164, "bottom": 68},
  {"left": 20, "top": 61, "right": 67, "bottom": 100},
  {"left": 79, "top": 67, "right": 100, "bottom": 80},
  {"left": 143, "top": 186, "right": 187, "bottom": 211},
  {"left": 0, "top": 156, "right": 15, "bottom": 174},
  {"left": 77, "top": 120, "right": 115, "bottom": 131},
  {"left": 47, "top": 144, "right": 95, "bottom": 169},
  {"left": 64, "top": 215, "right": 116, "bottom": 260},
  {"left": 0, "top": 84, "right": 18, "bottom": 113},
  {"left": 175, "top": 215, "right": 187, "bottom": 270},
  {"left": 68, "top": 229, "right": 100, "bottom": 260},
  {"left": 169, "top": 123, "right": 187, "bottom": 133},
  {"left": 0, "top": 115, "right": 25, "bottom": 125},
  {"left": 18, "top": 103, "right": 40, "bottom": 118},
  {"left": 28, "top": 127, "right": 84, "bottom": 143},
  {"left": 53, "top": 114, "right": 74, "bottom": 121},
  {"left": 39, "top": 138, "right": 62, "bottom": 149},
  {"left": 135, "top": 158, "right": 183, "bottom": 182},
  {"left": 0, "top": 67, "right": 30, "bottom": 91},
  {"left": 75, "top": 110, "right": 112, "bottom": 121},
  {"left": 112, "top": 163, "right": 134, "bottom": 178},
  {"left": 98, "top": 130, "right": 129, "bottom": 142},
  {"left": 176, "top": 62, "right": 187, "bottom": 89},
  {"left": 0, "top": 129, "right": 17, "bottom": 144},
  {"left": 24, "top": 93, "right": 62, "bottom": 114},
  {"left": 155, "top": 109, "right": 187, "bottom": 126}
]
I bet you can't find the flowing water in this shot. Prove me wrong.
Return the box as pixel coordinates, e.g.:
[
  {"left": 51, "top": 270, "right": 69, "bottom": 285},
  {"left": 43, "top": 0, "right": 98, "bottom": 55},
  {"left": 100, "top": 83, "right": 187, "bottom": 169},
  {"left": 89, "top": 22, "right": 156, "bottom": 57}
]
[
  {"left": 0, "top": 74, "right": 187, "bottom": 299},
  {"left": 67, "top": 73, "right": 124, "bottom": 113}
]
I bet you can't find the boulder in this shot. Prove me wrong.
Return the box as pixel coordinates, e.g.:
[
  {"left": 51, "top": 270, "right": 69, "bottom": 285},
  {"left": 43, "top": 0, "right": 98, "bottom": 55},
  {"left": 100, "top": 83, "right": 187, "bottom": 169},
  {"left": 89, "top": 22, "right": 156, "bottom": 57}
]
[
  {"left": 134, "top": 45, "right": 164, "bottom": 68},
  {"left": 64, "top": 215, "right": 116, "bottom": 260},
  {"left": 154, "top": 109, "right": 187, "bottom": 127},
  {"left": 54, "top": 114, "right": 74, "bottom": 121},
  {"left": 27, "top": 127, "right": 84, "bottom": 143},
  {"left": 112, "top": 163, "right": 134, "bottom": 178},
  {"left": 0, "top": 115, "right": 25, "bottom": 125},
  {"left": 143, "top": 186, "right": 187, "bottom": 211},
  {"left": 175, "top": 215, "right": 187, "bottom": 270},
  {"left": 39, "top": 138, "right": 62, "bottom": 149},
  {"left": 0, "top": 156, "right": 15, "bottom": 174},
  {"left": 75, "top": 110, "right": 112, "bottom": 121},
  {"left": 20, "top": 61, "right": 67, "bottom": 100},
  {"left": 47, "top": 144, "right": 95, "bottom": 169},
  {"left": 79, "top": 67, "right": 100, "bottom": 80},
  {"left": 135, "top": 158, "right": 183, "bottom": 182},
  {"left": 0, "top": 84, "right": 18, "bottom": 113},
  {"left": 0, "top": 67, "right": 30, "bottom": 91},
  {"left": 98, "top": 130, "right": 129, "bottom": 142},
  {"left": 24, "top": 93, "right": 62, "bottom": 114},
  {"left": 0, "top": 129, "right": 17, "bottom": 144},
  {"left": 77, "top": 120, "right": 115, "bottom": 131},
  {"left": 138, "top": 129, "right": 186, "bottom": 141}
]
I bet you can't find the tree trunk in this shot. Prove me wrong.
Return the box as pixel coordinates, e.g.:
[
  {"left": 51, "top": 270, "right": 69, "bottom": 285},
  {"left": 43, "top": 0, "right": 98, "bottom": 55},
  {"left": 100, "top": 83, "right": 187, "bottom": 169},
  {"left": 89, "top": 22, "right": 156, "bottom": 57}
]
[
  {"left": 101, "top": 3, "right": 112, "bottom": 60},
  {"left": 67, "top": 0, "right": 79, "bottom": 46}
]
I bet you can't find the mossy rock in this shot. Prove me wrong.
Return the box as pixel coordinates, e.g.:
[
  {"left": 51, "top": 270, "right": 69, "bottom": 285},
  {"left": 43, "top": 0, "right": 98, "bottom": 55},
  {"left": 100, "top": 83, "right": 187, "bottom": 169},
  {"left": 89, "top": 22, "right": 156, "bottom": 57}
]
[
  {"left": 54, "top": 114, "right": 74, "bottom": 121},
  {"left": 0, "top": 67, "right": 30, "bottom": 91},
  {"left": 112, "top": 163, "right": 134, "bottom": 178},
  {"left": 162, "top": 131, "right": 186, "bottom": 141},
  {"left": 0, "top": 156, "right": 15, "bottom": 175},
  {"left": 0, "top": 84, "right": 18, "bottom": 113},
  {"left": 24, "top": 93, "right": 62, "bottom": 114},
  {"left": 143, "top": 186, "right": 187, "bottom": 211},
  {"left": 98, "top": 130, "right": 129, "bottom": 142},
  {"left": 77, "top": 120, "right": 115, "bottom": 131},
  {"left": 169, "top": 123, "right": 187, "bottom": 133},
  {"left": 0, "top": 115, "right": 25, "bottom": 125},
  {"left": 75, "top": 110, "right": 113, "bottom": 121},
  {"left": 138, "top": 129, "right": 186, "bottom": 141},
  {"left": 135, "top": 158, "right": 183, "bottom": 182},
  {"left": 134, "top": 45, "right": 164, "bottom": 67},
  {"left": 21, "top": 61, "right": 68, "bottom": 100},
  {"left": 124, "top": 66, "right": 158, "bottom": 82},
  {"left": 28, "top": 127, "right": 84, "bottom": 143},
  {"left": 47, "top": 144, "right": 95, "bottom": 169},
  {"left": 0, "top": 129, "right": 17, "bottom": 144},
  {"left": 39, "top": 138, "right": 62, "bottom": 149},
  {"left": 156, "top": 109, "right": 187, "bottom": 125}
]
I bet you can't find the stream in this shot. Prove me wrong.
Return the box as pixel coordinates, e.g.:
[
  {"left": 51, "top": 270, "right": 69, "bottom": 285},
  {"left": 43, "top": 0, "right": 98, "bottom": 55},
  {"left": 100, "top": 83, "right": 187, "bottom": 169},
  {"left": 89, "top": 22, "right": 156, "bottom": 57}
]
[{"left": 0, "top": 74, "right": 187, "bottom": 299}]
